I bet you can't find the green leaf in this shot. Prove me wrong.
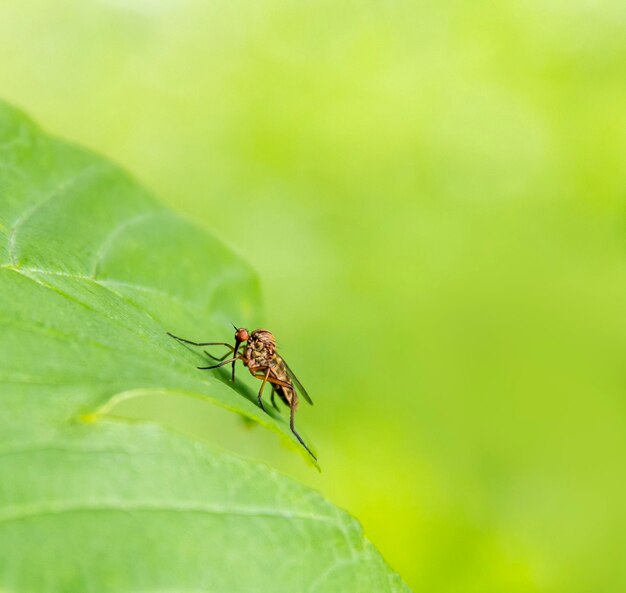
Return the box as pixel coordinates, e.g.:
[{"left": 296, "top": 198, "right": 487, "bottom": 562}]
[{"left": 0, "top": 101, "right": 410, "bottom": 592}]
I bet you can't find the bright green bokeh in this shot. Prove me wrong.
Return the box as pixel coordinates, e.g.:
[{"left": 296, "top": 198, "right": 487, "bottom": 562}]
[{"left": 1, "top": 2, "right": 625, "bottom": 591}]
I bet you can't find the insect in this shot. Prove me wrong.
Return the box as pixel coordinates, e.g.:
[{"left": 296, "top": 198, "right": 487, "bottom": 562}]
[{"left": 167, "top": 326, "right": 316, "bottom": 460}]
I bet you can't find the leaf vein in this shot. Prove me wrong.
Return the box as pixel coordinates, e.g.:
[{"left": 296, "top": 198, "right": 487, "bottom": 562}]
[
  {"left": 90, "top": 210, "right": 165, "bottom": 279},
  {"left": 7, "top": 164, "right": 109, "bottom": 266},
  {"left": 0, "top": 501, "right": 337, "bottom": 527}
]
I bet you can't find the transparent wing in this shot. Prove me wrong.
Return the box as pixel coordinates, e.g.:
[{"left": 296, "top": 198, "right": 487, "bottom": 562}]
[{"left": 278, "top": 355, "right": 313, "bottom": 405}]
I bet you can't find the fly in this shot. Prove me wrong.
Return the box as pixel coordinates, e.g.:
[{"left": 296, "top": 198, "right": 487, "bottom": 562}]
[{"left": 167, "top": 326, "right": 316, "bottom": 460}]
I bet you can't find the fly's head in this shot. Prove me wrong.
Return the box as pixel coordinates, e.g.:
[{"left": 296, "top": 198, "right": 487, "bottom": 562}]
[
  {"left": 234, "top": 327, "right": 250, "bottom": 343},
  {"left": 232, "top": 326, "right": 250, "bottom": 359}
]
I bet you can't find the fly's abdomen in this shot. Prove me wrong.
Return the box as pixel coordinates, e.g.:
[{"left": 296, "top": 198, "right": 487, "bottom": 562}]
[
  {"left": 270, "top": 359, "right": 297, "bottom": 406},
  {"left": 274, "top": 383, "right": 297, "bottom": 407}
]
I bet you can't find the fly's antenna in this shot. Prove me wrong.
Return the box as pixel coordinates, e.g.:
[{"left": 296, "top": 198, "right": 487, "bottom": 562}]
[{"left": 231, "top": 322, "right": 238, "bottom": 331}]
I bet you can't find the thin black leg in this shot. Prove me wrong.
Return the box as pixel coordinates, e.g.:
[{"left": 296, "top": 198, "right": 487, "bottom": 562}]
[
  {"left": 256, "top": 368, "right": 271, "bottom": 412},
  {"left": 271, "top": 389, "right": 280, "bottom": 411},
  {"left": 290, "top": 403, "right": 317, "bottom": 461},
  {"left": 167, "top": 332, "right": 233, "bottom": 348},
  {"left": 203, "top": 349, "right": 233, "bottom": 362},
  {"left": 198, "top": 357, "right": 240, "bottom": 370}
]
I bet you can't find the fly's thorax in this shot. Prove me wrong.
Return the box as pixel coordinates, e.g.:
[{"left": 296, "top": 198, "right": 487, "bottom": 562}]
[
  {"left": 245, "top": 335, "right": 275, "bottom": 371},
  {"left": 245, "top": 329, "right": 276, "bottom": 364},
  {"left": 250, "top": 329, "right": 276, "bottom": 353}
]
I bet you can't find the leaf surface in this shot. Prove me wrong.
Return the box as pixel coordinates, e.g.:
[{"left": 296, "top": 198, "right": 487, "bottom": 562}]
[{"left": 0, "top": 101, "right": 410, "bottom": 592}]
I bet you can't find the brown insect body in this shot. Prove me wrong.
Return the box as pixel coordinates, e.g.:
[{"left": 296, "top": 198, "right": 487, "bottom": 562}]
[
  {"left": 244, "top": 330, "right": 297, "bottom": 409},
  {"left": 167, "top": 327, "right": 315, "bottom": 460}
]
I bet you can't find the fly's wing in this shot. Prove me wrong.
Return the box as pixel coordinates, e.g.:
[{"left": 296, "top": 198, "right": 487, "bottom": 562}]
[{"left": 278, "top": 354, "right": 313, "bottom": 405}]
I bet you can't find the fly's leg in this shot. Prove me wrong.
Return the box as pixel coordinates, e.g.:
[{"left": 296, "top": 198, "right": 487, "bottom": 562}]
[
  {"left": 289, "top": 400, "right": 317, "bottom": 461},
  {"left": 255, "top": 374, "right": 316, "bottom": 459},
  {"left": 255, "top": 368, "right": 271, "bottom": 412},
  {"left": 251, "top": 371, "right": 290, "bottom": 394},
  {"left": 197, "top": 356, "right": 242, "bottom": 370},
  {"left": 271, "top": 388, "right": 280, "bottom": 411},
  {"left": 169, "top": 332, "right": 239, "bottom": 360},
  {"left": 250, "top": 371, "right": 316, "bottom": 460},
  {"left": 251, "top": 370, "right": 283, "bottom": 412},
  {"left": 203, "top": 349, "right": 233, "bottom": 362},
  {"left": 167, "top": 332, "right": 233, "bottom": 348},
  {"left": 231, "top": 342, "right": 244, "bottom": 383},
  {"left": 262, "top": 376, "right": 293, "bottom": 390}
]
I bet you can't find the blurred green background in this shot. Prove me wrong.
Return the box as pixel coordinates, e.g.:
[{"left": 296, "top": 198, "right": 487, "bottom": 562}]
[{"left": 1, "top": 1, "right": 625, "bottom": 591}]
